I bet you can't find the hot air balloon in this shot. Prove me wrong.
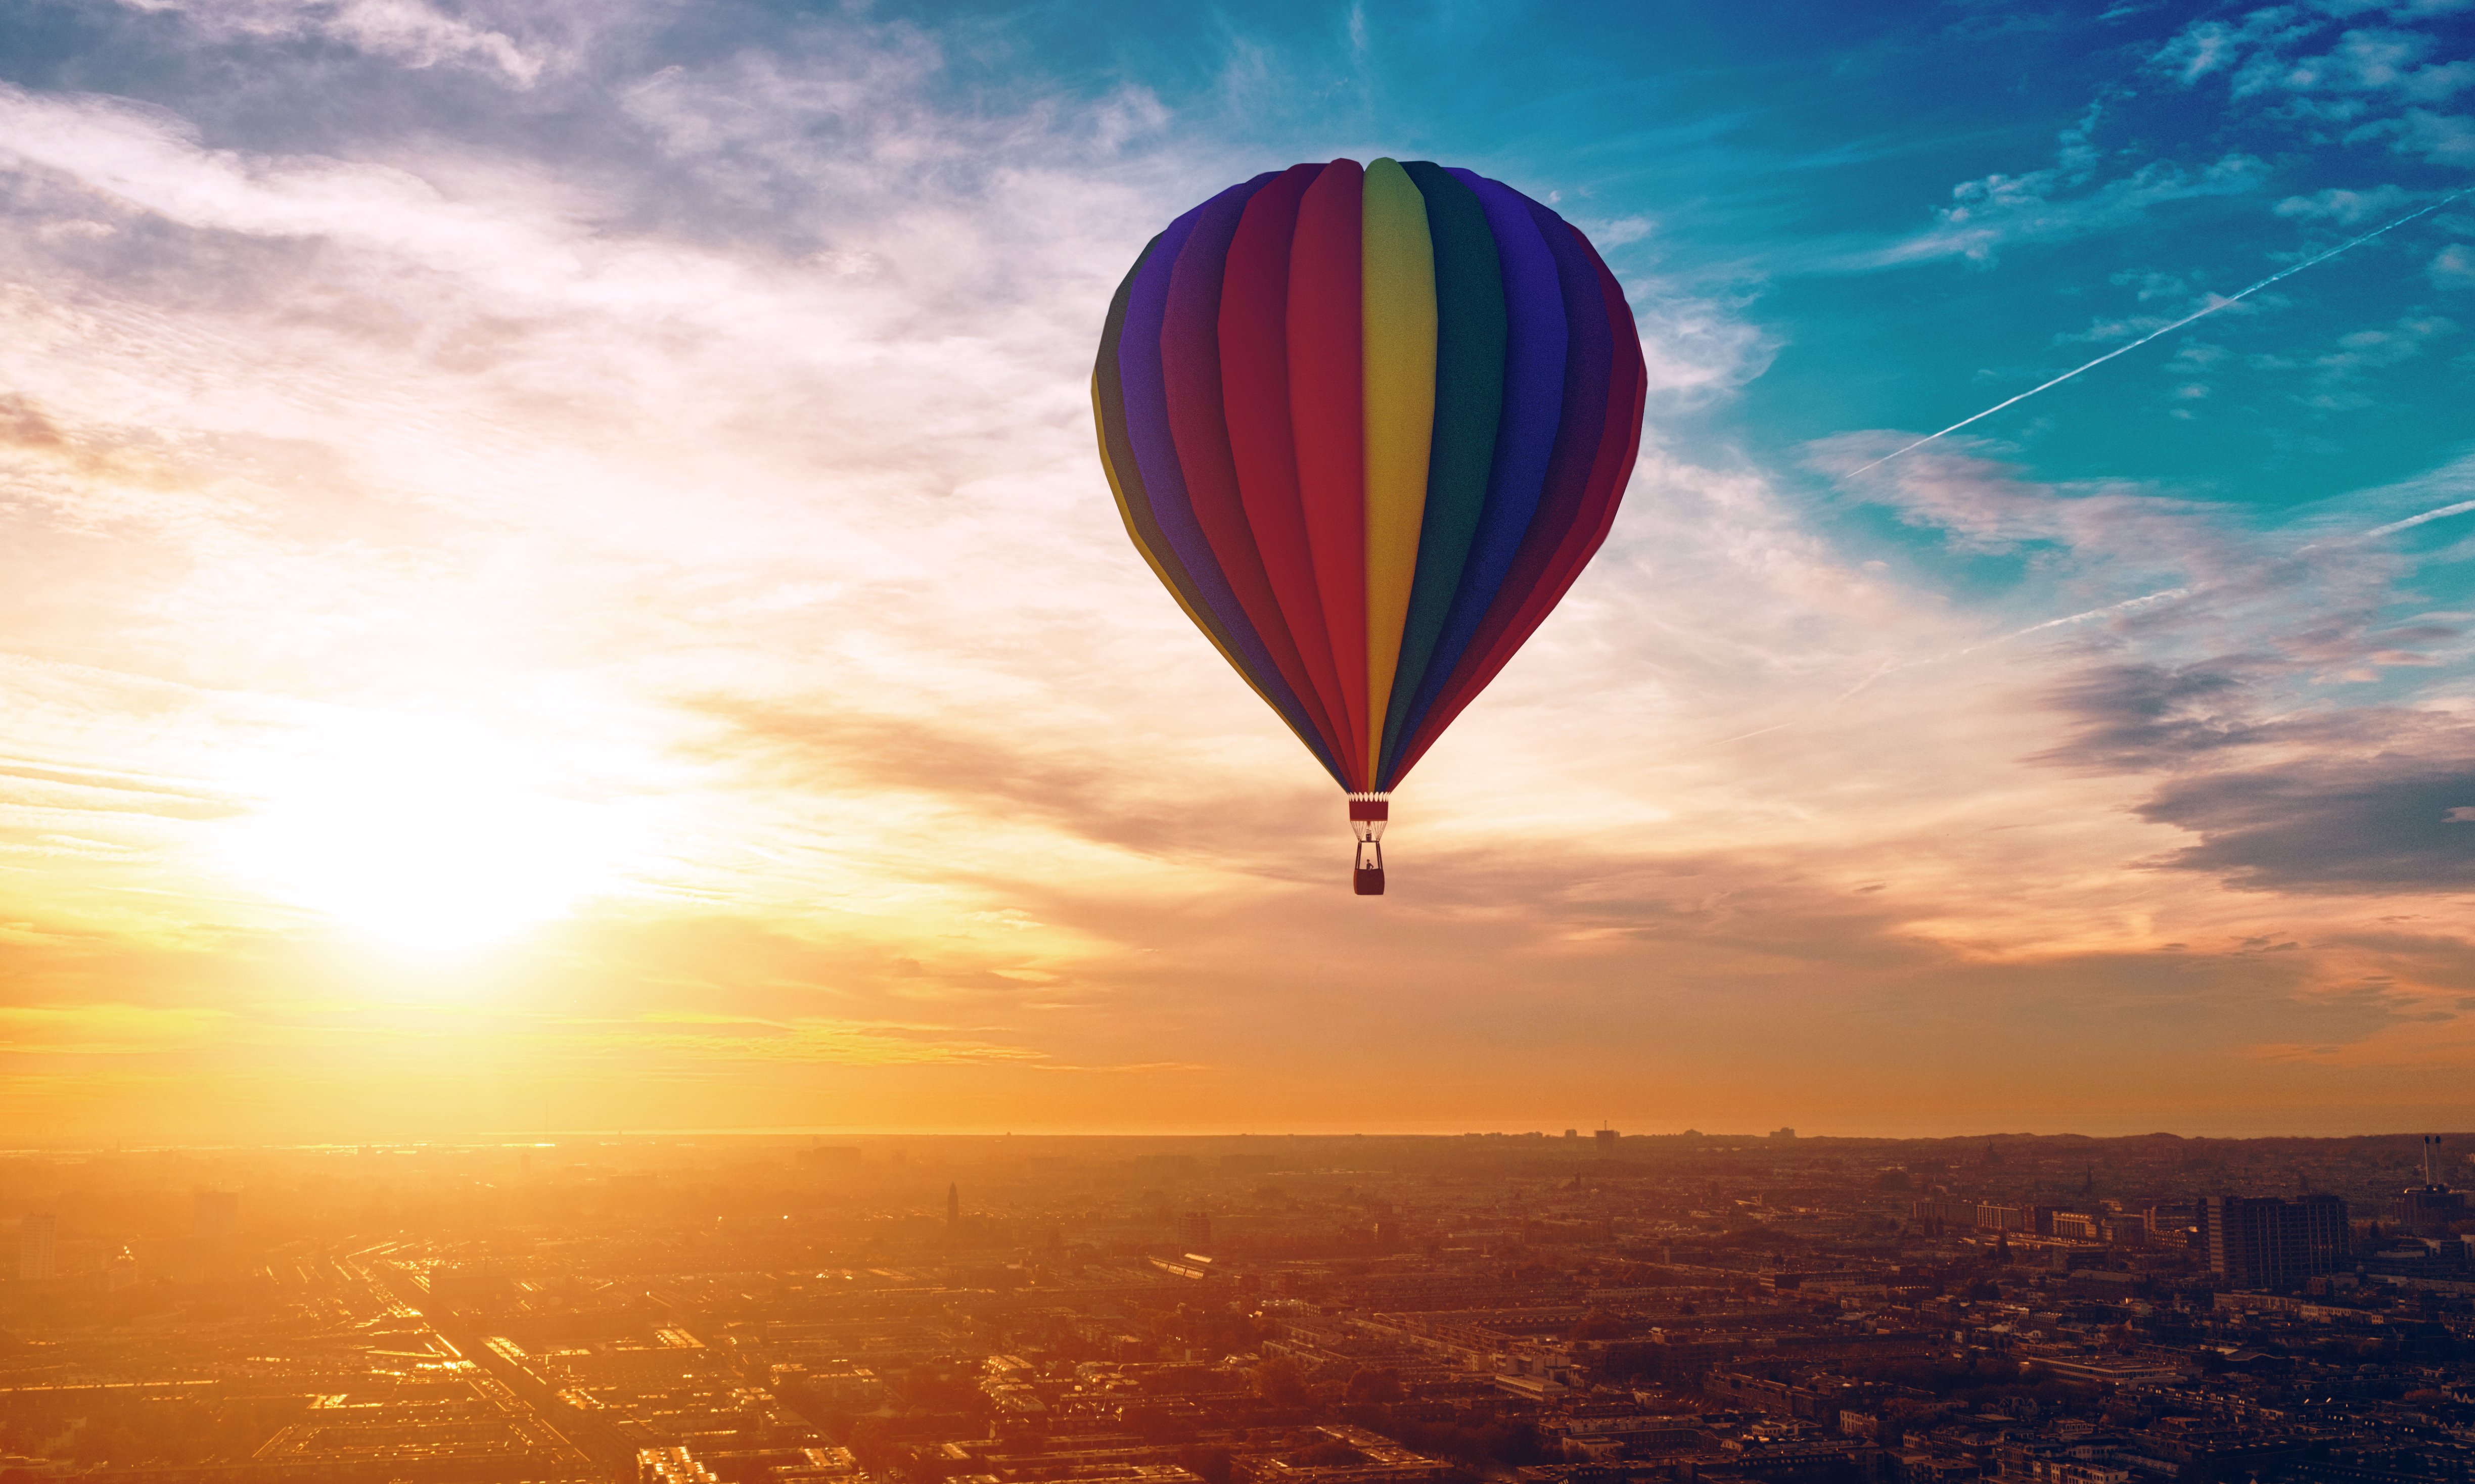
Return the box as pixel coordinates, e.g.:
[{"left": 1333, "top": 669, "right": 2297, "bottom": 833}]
[{"left": 1092, "top": 159, "right": 1647, "bottom": 895}]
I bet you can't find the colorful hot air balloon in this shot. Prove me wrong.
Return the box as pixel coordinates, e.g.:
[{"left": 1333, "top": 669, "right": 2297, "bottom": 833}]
[{"left": 1093, "top": 159, "right": 1647, "bottom": 895}]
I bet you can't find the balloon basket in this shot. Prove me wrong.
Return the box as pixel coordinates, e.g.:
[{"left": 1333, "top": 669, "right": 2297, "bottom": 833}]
[{"left": 1350, "top": 794, "right": 1388, "bottom": 896}]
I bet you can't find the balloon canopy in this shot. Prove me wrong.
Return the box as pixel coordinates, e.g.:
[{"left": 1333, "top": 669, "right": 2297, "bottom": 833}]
[{"left": 1092, "top": 159, "right": 1647, "bottom": 891}]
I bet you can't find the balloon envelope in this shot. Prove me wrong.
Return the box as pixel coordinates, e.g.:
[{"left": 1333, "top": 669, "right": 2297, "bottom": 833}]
[{"left": 1094, "top": 158, "right": 1646, "bottom": 794}]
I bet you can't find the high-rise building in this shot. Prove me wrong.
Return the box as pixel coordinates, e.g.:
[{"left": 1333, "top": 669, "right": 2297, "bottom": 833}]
[
  {"left": 17, "top": 1214, "right": 55, "bottom": 1281},
  {"left": 2398, "top": 1135, "right": 2467, "bottom": 1235},
  {"left": 1175, "top": 1211, "right": 1213, "bottom": 1253},
  {"left": 2199, "top": 1193, "right": 2350, "bottom": 1290},
  {"left": 1593, "top": 1128, "right": 1618, "bottom": 1154},
  {"left": 946, "top": 1182, "right": 959, "bottom": 1233}
]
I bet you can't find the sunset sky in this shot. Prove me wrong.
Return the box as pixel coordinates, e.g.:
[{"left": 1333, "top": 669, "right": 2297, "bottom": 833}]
[{"left": 2, "top": 0, "right": 2471, "bottom": 1144}]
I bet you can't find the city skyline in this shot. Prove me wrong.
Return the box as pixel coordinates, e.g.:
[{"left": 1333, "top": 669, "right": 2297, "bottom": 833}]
[{"left": 2, "top": 0, "right": 2473, "bottom": 1144}]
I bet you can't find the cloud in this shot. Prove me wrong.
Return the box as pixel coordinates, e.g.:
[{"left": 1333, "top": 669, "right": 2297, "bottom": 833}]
[
  {"left": 2435, "top": 242, "right": 2475, "bottom": 286},
  {"left": 1871, "top": 154, "right": 2269, "bottom": 268},
  {"left": 2234, "top": 27, "right": 2471, "bottom": 100},
  {"left": 2304, "top": 313, "right": 2459, "bottom": 407},
  {"left": 2136, "top": 740, "right": 2475, "bottom": 893},
  {"left": 2274, "top": 183, "right": 2415, "bottom": 222},
  {"left": 111, "top": 0, "right": 557, "bottom": 85},
  {"left": 2034, "top": 661, "right": 2262, "bottom": 771},
  {"left": 1629, "top": 283, "right": 1779, "bottom": 403},
  {"left": 0, "top": 1002, "right": 234, "bottom": 1056},
  {"left": 2153, "top": 3, "right": 2474, "bottom": 179},
  {"left": 2390, "top": 108, "right": 2475, "bottom": 164},
  {"left": 576, "top": 1013, "right": 1051, "bottom": 1066},
  {"left": 2153, "top": 10, "right": 2317, "bottom": 86},
  {"left": 1817, "top": 439, "right": 2245, "bottom": 574}
]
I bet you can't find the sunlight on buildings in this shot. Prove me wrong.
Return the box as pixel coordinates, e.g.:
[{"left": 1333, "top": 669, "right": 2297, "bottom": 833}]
[{"left": 217, "top": 713, "right": 632, "bottom": 953}]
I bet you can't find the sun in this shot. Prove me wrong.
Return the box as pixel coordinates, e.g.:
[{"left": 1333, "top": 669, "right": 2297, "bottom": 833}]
[{"left": 217, "top": 713, "right": 629, "bottom": 953}]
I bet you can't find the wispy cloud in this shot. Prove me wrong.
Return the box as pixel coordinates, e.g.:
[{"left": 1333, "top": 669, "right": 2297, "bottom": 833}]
[{"left": 112, "top": 0, "right": 561, "bottom": 85}]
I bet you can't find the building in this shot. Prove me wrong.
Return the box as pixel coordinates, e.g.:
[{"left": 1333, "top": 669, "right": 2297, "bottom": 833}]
[
  {"left": 640, "top": 1446, "right": 718, "bottom": 1482},
  {"left": 1176, "top": 1211, "right": 1213, "bottom": 1252},
  {"left": 2198, "top": 1194, "right": 2350, "bottom": 1289},
  {"left": 1593, "top": 1129, "right": 1617, "bottom": 1154},
  {"left": 17, "top": 1214, "right": 55, "bottom": 1281},
  {"left": 2397, "top": 1135, "right": 2467, "bottom": 1235},
  {"left": 1912, "top": 1196, "right": 1965, "bottom": 1227}
]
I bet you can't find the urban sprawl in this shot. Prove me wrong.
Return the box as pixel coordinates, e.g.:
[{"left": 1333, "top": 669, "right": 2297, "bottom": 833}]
[{"left": 4, "top": 1131, "right": 2473, "bottom": 1484}]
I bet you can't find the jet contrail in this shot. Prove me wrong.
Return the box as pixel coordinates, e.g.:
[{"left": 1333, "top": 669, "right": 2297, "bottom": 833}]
[
  {"left": 1997, "top": 585, "right": 2191, "bottom": 641},
  {"left": 1846, "top": 188, "right": 2471, "bottom": 478},
  {"left": 2365, "top": 497, "right": 2475, "bottom": 539}
]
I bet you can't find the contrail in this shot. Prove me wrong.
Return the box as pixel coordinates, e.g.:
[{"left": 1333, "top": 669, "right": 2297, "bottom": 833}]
[
  {"left": 1997, "top": 585, "right": 2191, "bottom": 641},
  {"left": 1846, "top": 189, "right": 2471, "bottom": 478},
  {"left": 2365, "top": 497, "right": 2475, "bottom": 539}
]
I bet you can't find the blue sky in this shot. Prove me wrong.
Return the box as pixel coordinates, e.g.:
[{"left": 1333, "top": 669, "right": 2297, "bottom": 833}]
[{"left": 0, "top": 0, "right": 2469, "bottom": 1140}]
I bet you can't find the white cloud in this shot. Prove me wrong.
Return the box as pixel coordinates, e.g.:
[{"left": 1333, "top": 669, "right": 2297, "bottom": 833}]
[
  {"left": 1812, "top": 437, "right": 2445, "bottom": 697},
  {"left": 2153, "top": 2, "right": 2473, "bottom": 171},
  {"left": 2274, "top": 183, "right": 2414, "bottom": 221},
  {"left": 2304, "top": 313, "right": 2459, "bottom": 406},
  {"left": 113, "top": 0, "right": 555, "bottom": 85},
  {"left": 2434, "top": 241, "right": 2475, "bottom": 287},
  {"left": 2234, "top": 27, "right": 2457, "bottom": 97},
  {"left": 2163, "top": 10, "right": 2471, "bottom": 98},
  {"left": 2154, "top": 9, "right": 2314, "bottom": 84},
  {"left": 1628, "top": 282, "right": 1777, "bottom": 404},
  {"left": 2393, "top": 108, "right": 2475, "bottom": 163},
  {"left": 1874, "top": 154, "right": 2269, "bottom": 268},
  {"left": 0, "top": 87, "right": 589, "bottom": 287}
]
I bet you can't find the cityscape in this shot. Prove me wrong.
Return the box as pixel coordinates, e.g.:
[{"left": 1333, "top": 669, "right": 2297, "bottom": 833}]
[{"left": 6, "top": 1130, "right": 2473, "bottom": 1483}]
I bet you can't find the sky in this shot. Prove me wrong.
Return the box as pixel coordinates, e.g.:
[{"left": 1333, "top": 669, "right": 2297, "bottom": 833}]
[{"left": 1, "top": 0, "right": 2471, "bottom": 1145}]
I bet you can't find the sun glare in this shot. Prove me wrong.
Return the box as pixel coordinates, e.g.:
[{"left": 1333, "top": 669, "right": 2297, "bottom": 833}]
[{"left": 218, "top": 715, "right": 629, "bottom": 953}]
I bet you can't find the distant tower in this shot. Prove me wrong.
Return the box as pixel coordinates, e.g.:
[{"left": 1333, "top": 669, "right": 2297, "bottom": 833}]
[
  {"left": 17, "top": 1215, "right": 55, "bottom": 1281},
  {"left": 2399, "top": 1135, "right": 2466, "bottom": 1235},
  {"left": 946, "top": 1182, "right": 959, "bottom": 1233}
]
